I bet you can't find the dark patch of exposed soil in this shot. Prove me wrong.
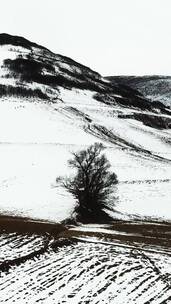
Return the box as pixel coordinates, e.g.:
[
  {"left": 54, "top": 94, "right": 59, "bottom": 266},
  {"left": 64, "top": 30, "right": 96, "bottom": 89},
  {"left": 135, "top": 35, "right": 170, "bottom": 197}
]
[{"left": 0, "top": 215, "right": 66, "bottom": 236}]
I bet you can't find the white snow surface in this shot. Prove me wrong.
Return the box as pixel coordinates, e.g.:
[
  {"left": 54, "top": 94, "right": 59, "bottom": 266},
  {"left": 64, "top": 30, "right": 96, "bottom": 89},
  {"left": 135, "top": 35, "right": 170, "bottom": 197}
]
[{"left": 0, "top": 86, "right": 170, "bottom": 222}]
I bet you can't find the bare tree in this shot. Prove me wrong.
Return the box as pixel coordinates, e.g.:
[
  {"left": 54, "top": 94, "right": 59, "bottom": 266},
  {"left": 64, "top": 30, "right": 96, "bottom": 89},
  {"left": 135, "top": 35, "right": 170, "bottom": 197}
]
[{"left": 57, "top": 143, "right": 118, "bottom": 223}]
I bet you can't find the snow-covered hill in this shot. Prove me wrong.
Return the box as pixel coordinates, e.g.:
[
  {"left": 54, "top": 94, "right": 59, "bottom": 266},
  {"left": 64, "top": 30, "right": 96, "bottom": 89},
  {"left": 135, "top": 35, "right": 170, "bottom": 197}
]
[
  {"left": 107, "top": 75, "right": 171, "bottom": 107},
  {"left": 0, "top": 33, "right": 171, "bottom": 222}
]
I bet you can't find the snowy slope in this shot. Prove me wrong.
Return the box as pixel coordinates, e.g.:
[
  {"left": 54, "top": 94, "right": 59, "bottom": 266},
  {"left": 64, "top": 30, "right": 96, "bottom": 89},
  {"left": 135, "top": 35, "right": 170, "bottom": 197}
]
[
  {"left": 0, "top": 90, "right": 170, "bottom": 221},
  {"left": 0, "top": 33, "right": 171, "bottom": 222}
]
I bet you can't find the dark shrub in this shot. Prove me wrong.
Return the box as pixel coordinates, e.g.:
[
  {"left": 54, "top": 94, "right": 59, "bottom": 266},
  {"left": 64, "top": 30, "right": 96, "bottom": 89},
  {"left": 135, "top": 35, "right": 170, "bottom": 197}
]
[
  {"left": 3, "top": 57, "right": 112, "bottom": 93},
  {"left": 57, "top": 143, "right": 118, "bottom": 223},
  {"left": 0, "top": 84, "right": 48, "bottom": 99}
]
